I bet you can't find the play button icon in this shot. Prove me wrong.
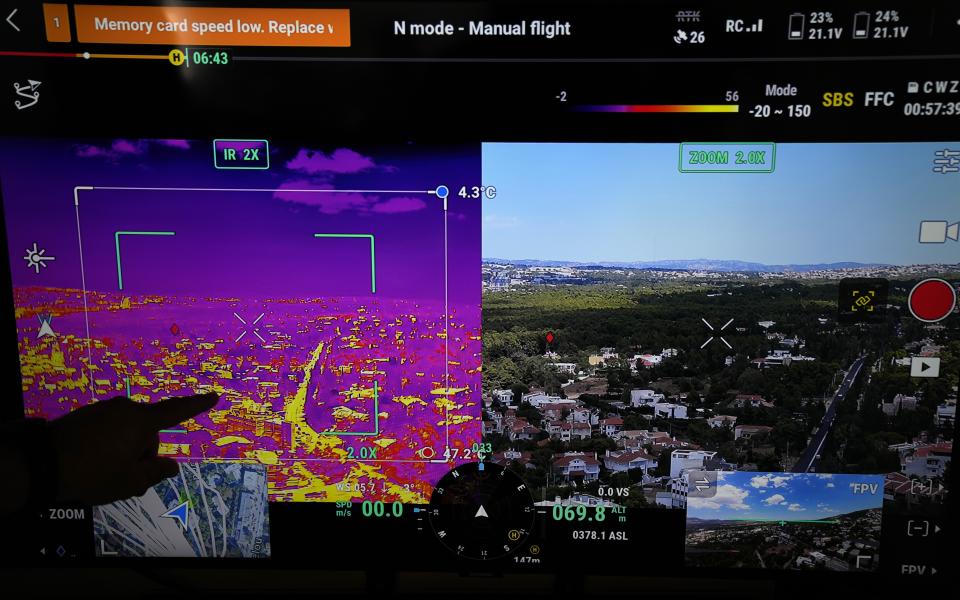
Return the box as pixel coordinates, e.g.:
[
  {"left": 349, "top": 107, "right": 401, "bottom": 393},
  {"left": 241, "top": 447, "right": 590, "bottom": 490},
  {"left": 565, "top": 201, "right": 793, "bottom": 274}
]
[{"left": 910, "top": 357, "right": 940, "bottom": 378}]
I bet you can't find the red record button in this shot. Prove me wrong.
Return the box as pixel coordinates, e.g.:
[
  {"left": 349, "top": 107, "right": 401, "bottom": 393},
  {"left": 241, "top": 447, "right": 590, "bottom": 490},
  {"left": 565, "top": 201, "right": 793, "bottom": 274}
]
[{"left": 908, "top": 278, "right": 957, "bottom": 323}]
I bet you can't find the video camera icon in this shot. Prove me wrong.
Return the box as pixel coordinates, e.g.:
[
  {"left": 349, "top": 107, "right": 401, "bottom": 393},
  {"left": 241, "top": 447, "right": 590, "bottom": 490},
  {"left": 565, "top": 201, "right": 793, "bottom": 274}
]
[{"left": 918, "top": 220, "right": 959, "bottom": 244}]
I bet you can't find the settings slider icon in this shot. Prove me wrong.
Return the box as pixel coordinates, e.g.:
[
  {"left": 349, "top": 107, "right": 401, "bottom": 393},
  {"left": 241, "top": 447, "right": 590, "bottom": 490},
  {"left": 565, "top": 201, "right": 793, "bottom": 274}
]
[{"left": 23, "top": 242, "right": 55, "bottom": 274}]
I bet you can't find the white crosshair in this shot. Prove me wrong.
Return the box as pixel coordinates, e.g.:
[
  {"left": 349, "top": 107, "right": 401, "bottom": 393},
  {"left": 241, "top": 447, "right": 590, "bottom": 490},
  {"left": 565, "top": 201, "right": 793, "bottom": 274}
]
[{"left": 701, "top": 318, "right": 734, "bottom": 349}]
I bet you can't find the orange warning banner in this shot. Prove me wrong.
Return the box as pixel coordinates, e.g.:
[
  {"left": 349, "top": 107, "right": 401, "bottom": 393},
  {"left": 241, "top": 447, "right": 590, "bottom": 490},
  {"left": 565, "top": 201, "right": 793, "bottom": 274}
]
[{"left": 74, "top": 5, "right": 350, "bottom": 47}]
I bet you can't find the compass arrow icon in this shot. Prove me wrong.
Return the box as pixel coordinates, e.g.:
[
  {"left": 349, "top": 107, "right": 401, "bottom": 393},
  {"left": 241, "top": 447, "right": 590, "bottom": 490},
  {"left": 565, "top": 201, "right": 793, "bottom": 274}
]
[
  {"left": 160, "top": 501, "right": 189, "bottom": 528},
  {"left": 475, "top": 505, "right": 489, "bottom": 518}
]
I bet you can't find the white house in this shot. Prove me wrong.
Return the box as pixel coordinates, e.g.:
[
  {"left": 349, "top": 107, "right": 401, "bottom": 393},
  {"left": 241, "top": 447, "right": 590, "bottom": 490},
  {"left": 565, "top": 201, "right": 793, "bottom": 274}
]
[
  {"left": 707, "top": 415, "right": 738, "bottom": 429},
  {"left": 599, "top": 417, "right": 624, "bottom": 436},
  {"left": 654, "top": 403, "right": 688, "bottom": 420},
  {"left": 492, "top": 449, "right": 534, "bottom": 469},
  {"left": 569, "top": 422, "right": 592, "bottom": 440},
  {"left": 540, "top": 403, "right": 568, "bottom": 421},
  {"left": 732, "top": 394, "right": 771, "bottom": 408},
  {"left": 508, "top": 419, "right": 541, "bottom": 441},
  {"left": 549, "top": 362, "right": 578, "bottom": 375},
  {"left": 669, "top": 450, "right": 717, "bottom": 479},
  {"left": 903, "top": 442, "right": 952, "bottom": 478},
  {"left": 634, "top": 354, "right": 663, "bottom": 368},
  {"left": 535, "top": 493, "right": 614, "bottom": 508},
  {"left": 521, "top": 391, "right": 564, "bottom": 408},
  {"left": 630, "top": 389, "right": 665, "bottom": 407},
  {"left": 667, "top": 475, "right": 689, "bottom": 509},
  {"left": 567, "top": 407, "right": 594, "bottom": 424},
  {"left": 553, "top": 452, "right": 601, "bottom": 482},
  {"left": 546, "top": 420, "right": 569, "bottom": 441},
  {"left": 734, "top": 424, "right": 773, "bottom": 440},
  {"left": 492, "top": 389, "right": 515, "bottom": 405},
  {"left": 882, "top": 394, "right": 918, "bottom": 416},
  {"left": 603, "top": 449, "right": 658, "bottom": 477},
  {"left": 761, "top": 349, "right": 816, "bottom": 367},
  {"left": 935, "top": 402, "right": 956, "bottom": 428}
]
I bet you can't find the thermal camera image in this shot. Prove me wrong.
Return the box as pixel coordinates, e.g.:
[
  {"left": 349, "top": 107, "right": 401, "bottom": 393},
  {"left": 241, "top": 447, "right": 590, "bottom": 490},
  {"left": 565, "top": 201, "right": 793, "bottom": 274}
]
[{"left": 1, "top": 139, "right": 481, "bottom": 503}]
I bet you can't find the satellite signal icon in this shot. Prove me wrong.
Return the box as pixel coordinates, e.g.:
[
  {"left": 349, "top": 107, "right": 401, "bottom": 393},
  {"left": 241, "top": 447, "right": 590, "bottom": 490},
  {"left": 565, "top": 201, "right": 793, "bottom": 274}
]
[{"left": 918, "top": 220, "right": 960, "bottom": 244}]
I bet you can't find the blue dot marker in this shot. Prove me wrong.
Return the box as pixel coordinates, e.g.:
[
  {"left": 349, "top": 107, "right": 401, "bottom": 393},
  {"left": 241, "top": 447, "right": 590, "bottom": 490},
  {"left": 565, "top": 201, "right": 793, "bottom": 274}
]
[
  {"left": 435, "top": 185, "right": 449, "bottom": 200},
  {"left": 478, "top": 462, "right": 485, "bottom": 471}
]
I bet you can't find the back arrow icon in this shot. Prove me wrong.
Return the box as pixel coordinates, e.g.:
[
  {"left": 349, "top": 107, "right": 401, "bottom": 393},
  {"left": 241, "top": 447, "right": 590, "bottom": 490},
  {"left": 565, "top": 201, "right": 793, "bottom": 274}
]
[{"left": 6, "top": 9, "right": 19, "bottom": 32}]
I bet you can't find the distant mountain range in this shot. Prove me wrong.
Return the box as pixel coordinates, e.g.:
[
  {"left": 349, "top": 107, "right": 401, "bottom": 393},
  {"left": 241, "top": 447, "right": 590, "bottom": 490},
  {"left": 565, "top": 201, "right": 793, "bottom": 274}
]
[
  {"left": 686, "top": 507, "right": 880, "bottom": 530},
  {"left": 483, "top": 258, "right": 892, "bottom": 273}
]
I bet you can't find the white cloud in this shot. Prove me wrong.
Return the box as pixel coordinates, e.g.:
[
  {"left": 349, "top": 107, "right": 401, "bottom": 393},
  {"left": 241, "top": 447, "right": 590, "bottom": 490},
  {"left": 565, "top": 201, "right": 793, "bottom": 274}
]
[
  {"left": 763, "top": 493, "right": 787, "bottom": 506},
  {"left": 826, "top": 483, "right": 835, "bottom": 488},
  {"left": 751, "top": 474, "right": 793, "bottom": 489},
  {"left": 483, "top": 214, "right": 520, "bottom": 230},
  {"left": 688, "top": 484, "right": 750, "bottom": 511},
  {"left": 787, "top": 503, "right": 806, "bottom": 512}
]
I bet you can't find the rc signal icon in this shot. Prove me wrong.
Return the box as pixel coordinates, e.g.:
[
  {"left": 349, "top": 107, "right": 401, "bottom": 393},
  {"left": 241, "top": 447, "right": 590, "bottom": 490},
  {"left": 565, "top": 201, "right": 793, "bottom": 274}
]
[{"left": 725, "top": 18, "right": 763, "bottom": 33}]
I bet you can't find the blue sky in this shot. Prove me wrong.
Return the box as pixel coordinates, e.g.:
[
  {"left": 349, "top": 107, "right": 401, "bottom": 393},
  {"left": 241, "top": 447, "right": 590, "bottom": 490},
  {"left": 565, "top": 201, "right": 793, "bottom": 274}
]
[
  {"left": 686, "top": 472, "right": 884, "bottom": 521},
  {"left": 482, "top": 143, "right": 960, "bottom": 266}
]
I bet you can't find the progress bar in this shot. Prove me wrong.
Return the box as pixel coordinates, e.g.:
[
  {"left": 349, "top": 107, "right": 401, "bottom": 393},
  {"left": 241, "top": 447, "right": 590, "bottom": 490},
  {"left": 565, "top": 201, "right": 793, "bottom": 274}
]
[
  {"left": 0, "top": 50, "right": 169, "bottom": 61},
  {"left": 573, "top": 104, "right": 739, "bottom": 113}
]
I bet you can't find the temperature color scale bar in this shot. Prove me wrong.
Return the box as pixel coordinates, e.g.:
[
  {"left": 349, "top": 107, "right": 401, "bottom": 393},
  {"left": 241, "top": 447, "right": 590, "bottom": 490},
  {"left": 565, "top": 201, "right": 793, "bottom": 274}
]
[{"left": 573, "top": 104, "right": 739, "bottom": 113}]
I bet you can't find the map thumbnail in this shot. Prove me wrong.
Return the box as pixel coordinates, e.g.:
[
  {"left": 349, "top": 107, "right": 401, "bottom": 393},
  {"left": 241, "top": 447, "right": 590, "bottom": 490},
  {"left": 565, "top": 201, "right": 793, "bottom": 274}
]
[{"left": 94, "top": 462, "right": 271, "bottom": 558}]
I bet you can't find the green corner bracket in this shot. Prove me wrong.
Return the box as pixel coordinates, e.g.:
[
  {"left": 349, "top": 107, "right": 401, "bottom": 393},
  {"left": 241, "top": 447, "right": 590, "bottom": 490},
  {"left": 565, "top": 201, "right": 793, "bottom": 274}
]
[
  {"left": 114, "top": 231, "right": 176, "bottom": 291},
  {"left": 320, "top": 381, "right": 380, "bottom": 437},
  {"left": 313, "top": 233, "right": 376, "bottom": 294}
]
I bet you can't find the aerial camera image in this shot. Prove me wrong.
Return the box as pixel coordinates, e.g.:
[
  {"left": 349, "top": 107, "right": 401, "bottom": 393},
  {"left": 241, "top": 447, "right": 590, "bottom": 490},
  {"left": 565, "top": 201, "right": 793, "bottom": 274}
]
[
  {"left": 684, "top": 472, "right": 884, "bottom": 571},
  {"left": 480, "top": 143, "right": 955, "bottom": 517}
]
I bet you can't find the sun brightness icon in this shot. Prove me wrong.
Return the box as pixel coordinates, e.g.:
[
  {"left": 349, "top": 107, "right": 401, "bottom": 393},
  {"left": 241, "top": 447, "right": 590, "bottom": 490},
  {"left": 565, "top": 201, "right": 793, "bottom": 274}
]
[{"left": 23, "top": 242, "right": 55, "bottom": 274}]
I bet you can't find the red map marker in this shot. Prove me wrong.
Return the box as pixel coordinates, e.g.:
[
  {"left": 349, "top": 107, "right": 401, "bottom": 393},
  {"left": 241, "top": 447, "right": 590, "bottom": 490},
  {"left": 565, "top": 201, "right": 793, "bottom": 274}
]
[
  {"left": 545, "top": 331, "right": 555, "bottom": 344},
  {"left": 908, "top": 278, "right": 956, "bottom": 323}
]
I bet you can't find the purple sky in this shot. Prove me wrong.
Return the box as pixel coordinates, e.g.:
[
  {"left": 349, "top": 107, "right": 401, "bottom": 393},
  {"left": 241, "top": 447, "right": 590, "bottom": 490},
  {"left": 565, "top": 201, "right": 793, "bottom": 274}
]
[{"left": 1, "top": 139, "right": 480, "bottom": 303}]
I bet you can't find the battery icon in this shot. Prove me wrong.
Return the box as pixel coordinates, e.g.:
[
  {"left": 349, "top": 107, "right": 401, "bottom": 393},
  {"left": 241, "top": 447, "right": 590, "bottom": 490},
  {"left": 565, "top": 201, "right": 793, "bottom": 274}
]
[
  {"left": 787, "top": 13, "right": 805, "bottom": 40},
  {"left": 853, "top": 12, "right": 870, "bottom": 39}
]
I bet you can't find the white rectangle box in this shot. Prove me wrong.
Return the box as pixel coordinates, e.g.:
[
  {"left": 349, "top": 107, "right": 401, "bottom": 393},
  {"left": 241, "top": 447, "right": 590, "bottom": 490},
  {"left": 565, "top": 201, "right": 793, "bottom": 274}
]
[
  {"left": 911, "top": 357, "right": 940, "bottom": 378},
  {"left": 919, "top": 220, "right": 947, "bottom": 243}
]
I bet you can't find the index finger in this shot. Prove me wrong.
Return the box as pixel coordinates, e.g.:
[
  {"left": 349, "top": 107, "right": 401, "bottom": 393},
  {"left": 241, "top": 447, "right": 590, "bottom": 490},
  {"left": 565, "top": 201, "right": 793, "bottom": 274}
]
[{"left": 142, "top": 392, "right": 218, "bottom": 432}]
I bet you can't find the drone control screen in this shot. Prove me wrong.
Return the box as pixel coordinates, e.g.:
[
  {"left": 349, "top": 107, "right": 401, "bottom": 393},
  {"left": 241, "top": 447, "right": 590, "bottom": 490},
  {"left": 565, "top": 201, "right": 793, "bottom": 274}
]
[{"left": 0, "top": 0, "right": 955, "bottom": 584}]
